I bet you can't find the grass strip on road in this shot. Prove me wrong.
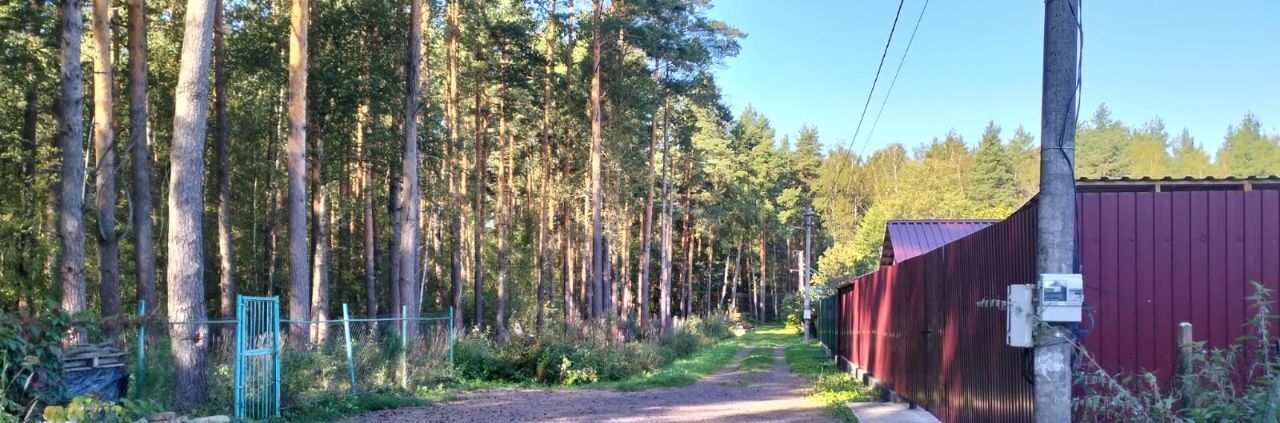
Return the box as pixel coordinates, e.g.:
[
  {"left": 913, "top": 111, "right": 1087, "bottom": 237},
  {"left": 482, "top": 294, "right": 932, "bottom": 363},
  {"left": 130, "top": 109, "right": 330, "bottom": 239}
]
[{"left": 781, "top": 327, "right": 875, "bottom": 423}]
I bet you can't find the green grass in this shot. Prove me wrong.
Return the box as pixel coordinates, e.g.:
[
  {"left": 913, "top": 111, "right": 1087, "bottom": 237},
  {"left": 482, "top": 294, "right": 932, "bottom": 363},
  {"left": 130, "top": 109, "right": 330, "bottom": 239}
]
[
  {"left": 781, "top": 328, "right": 875, "bottom": 423},
  {"left": 283, "top": 391, "right": 429, "bottom": 422},
  {"left": 737, "top": 347, "right": 777, "bottom": 373},
  {"left": 608, "top": 334, "right": 748, "bottom": 391}
]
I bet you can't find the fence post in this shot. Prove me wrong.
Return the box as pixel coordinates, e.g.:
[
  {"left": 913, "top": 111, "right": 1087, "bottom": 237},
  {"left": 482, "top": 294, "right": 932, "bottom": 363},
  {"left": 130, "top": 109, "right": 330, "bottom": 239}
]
[
  {"left": 449, "top": 306, "right": 455, "bottom": 375},
  {"left": 1177, "top": 322, "right": 1194, "bottom": 409},
  {"left": 135, "top": 300, "right": 146, "bottom": 395},
  {"left": 342, "top": 303, "right": 355, "bottom": 393},
  {"left": 401, "top": 304, "right": 408, "bottom": 390}
]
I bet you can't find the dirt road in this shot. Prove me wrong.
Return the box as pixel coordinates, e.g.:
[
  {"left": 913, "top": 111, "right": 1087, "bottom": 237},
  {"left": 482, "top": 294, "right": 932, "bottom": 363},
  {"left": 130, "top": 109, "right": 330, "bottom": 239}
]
[{"left": 340, "top": 347, "right": 834, "bottom": 423}]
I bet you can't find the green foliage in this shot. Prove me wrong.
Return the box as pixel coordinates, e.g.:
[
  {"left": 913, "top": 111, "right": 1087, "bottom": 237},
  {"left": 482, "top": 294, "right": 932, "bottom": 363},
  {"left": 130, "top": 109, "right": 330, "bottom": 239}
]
[
  {"left": 284, "top": 390, "right": 427, "bottom": 423},
  {"left": 735, "top": 348, "right": 775, "bottom": 374},
  {"left": 41, "top": 396, "right": 161, "bottom": 423},
  {"left": 1075, "top": 282, "right": 1280, "bottom": 422},
  {"left": 454, "top": 316, "right": 734, "bottom": 387},
  {"left": 782, "top": 328, "right": 875, "bottom": 423},
  {"left": 969, "top": 122, "right": 1016, "bottom": 211},
  {"left": 1, "top": 306, "right": 72, "bottom": 420},
  {"left": 1217, "top": 113, "right": 1280, "bottom": 177}
]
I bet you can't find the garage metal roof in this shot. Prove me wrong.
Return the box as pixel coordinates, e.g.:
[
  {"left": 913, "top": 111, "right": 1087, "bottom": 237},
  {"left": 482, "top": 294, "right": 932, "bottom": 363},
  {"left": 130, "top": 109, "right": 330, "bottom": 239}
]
[{"left": 880, "top": 220, "right": 999, "bottom": 266}]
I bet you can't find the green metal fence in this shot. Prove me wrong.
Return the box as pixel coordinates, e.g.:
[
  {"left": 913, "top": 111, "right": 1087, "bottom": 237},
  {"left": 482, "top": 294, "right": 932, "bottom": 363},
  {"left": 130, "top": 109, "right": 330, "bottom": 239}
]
[
  {"left": 814, "top": 294, "right": 838, "bottom": 355},
  {"left": 131, "top": 298, "right": 453, "bottom": 419}
]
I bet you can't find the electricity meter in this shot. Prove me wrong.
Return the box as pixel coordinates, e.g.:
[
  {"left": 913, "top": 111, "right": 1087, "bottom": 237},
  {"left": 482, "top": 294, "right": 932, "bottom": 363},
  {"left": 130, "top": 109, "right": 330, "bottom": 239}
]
[{"left": 1038, "top": 273, "right": 1083, "bottom": 322}]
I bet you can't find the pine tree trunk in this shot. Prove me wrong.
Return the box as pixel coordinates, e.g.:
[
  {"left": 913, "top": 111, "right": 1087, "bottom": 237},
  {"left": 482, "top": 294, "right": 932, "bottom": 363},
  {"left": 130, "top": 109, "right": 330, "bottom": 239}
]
[
  {"left": 658, "top": 81, "right": 674, "bottom": 336},
  {"left": 91, "top": 0, "right": 122, "bottom": 335},
  {"left": 472, "top": 88, "right": 487, "bottom": 332},
  {"left": 445, "top": 0, "right": 464, "bottom": 332},
  {"left": 758, "top": 233, "right": 767, "bottom": 322},
  {"left": 621, "top": 215, "right": 632, "bottom": 320},
  {"left": 19, "top": 0, "right": 41, "bottom": 315},
  {"left": 387, "top": 170, "right": 402, "bottom": 318},
  {"left": 535, "top": 0, "right": 556, "bottom": 333},
  {"left": 214, "top": 0, "right": 235, "bottom": 329},
  {"left": 704, "top": 232, "right": 714, "bottom": 315},
  {"left": 400, "top": 0, "right": 424, "bottom": 338},
  {"left": 166, "top": 0, "right": 216, "bottom": 408},
  {"left": 56, "top": 0, "right": 88, "bottom": 338},
  {"left": 310, "top": 145, "right": 329, "bottom": 343},
  {"left": 637, "top": 62, "right": 659, "bottom": 333},
  {"left": 496, "top": 53, "right": 510, "bottom": 339},
  {"left": 719, "top": 253, "right": 731, "bottom": 311},
  {"left": 359, "top": 102, "right": 376, "bottom": 318},
  {"left": 586, "top": 0, "right": 606, "bottom": 323},
  {"left": 561, "top": 0, "right": 577, "bottom": 332},
  {"left": 286, "top": 0, "right": 311, "bottom": 349},
  {"left": 729, "top": 240, "right": 741, "bottom": 313}
]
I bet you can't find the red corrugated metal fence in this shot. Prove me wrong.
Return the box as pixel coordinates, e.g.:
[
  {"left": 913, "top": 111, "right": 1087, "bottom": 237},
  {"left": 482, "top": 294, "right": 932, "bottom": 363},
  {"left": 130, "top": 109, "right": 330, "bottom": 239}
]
[{"left": 831, "top": 190, "right": 1280, "bottom": 422}]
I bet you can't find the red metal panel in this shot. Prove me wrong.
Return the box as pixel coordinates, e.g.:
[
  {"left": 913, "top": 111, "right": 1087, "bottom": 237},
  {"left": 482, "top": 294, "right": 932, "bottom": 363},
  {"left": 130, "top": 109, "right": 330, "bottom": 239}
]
[
  {"left": 831, "top": 190, "right": 1280, "bottom": 423},
  {"left": 1152, "top": 193, "right": 1175, "bottom": 372},
  {"left": 1135, "top": 193, "right": 1157, "bottom": 372}
]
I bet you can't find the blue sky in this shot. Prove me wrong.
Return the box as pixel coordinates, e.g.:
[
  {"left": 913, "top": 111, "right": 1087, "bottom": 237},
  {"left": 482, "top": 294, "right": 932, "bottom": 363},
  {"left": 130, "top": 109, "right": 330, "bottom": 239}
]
[{"left": 705, "top": 0, "right": 1280, "bottom": 155}]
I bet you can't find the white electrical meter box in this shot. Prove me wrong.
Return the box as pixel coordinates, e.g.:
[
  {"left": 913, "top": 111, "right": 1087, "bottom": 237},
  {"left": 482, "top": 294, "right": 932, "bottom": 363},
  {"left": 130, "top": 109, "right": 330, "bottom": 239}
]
[
  {"left": 1038, "top": 273, "right": 1084, "bottom": 322},
  {"left": 1007, "top": 284, "right": 1034, "bottom": 347}
]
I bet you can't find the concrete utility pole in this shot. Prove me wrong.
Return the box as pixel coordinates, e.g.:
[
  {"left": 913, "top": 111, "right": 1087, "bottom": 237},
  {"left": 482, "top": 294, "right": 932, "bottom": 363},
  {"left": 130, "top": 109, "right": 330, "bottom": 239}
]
[
  {"left": 1035, "top": 0, "right": 1079, "bottom": 421},
  {"left": 802, "top": 208, "right": 815, "bottom": 343}
]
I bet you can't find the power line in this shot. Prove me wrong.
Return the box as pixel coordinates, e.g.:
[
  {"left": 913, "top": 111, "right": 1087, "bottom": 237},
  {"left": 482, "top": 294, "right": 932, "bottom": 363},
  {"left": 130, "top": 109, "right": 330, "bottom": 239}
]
[
  {"left": 861, "top": 0, "right": 929, "bottom": 158},
  {"left": 846, "top": 0, "right": 907, "bottom": 153}
]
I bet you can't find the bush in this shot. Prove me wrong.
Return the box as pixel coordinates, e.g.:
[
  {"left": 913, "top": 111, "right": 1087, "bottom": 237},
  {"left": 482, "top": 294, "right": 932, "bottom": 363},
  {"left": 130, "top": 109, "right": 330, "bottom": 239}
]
[
  {"left": 41, "top": 396, "right": 161, "bottom": 423},
  {"left": 780, "top": 294, "right": 803, "bottom": 330},
  {"left": 1075, "top": 282, "right": 1280, "bottom": 422},
  {"left": 453, "top": 316, "right": 735, "bottom": 387}
]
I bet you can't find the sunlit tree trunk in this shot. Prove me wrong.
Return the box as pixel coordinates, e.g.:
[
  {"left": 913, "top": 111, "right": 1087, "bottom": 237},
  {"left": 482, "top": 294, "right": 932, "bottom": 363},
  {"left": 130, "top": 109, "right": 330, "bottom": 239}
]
[
  {"left": 704, "top": 232, "right": 714, "bottom": 315},
  {"left": 496, "top": 52, "right": 510, "bottom": 339},
  {"left": 758, "top": 233, "right": 767, "bottom": 321},
  {"left": 56, "top": 0, "right": 87, "bottom": 340},
  {"left": 286, "top": 0, "right": 311, "bottom": 349},
  {"left": 310, "top": 141, "right": 329, "bottom": 343},
  {"left": 718, "top": 252, "right": 731, "bottom": 311},
  {"left": 658, "top": 74, "right": 675, "bottom": 336},
  {"left": 400, "top": 0, "right": 425, "bottom": 338},
  {"left": 91, "top": 0, "right": 122, "bottom": 335},
  {"left": 166, "top": 0, "right": 216, "bottom": 408},
  {"left": 445, "top": 0, "right": 464, "bottom": 331},
  {"left": 588, "top": 0, "right": 606, "bottom": 322},
  {"left": 637, "top": 62, "right": 659, "bottom": 333}
]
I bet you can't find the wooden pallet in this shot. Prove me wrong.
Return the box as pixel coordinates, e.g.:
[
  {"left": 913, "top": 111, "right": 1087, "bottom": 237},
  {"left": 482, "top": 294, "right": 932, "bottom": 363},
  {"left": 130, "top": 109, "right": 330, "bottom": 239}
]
[{"left": 64, "top": 343, "right": 127, "bottom": 372}]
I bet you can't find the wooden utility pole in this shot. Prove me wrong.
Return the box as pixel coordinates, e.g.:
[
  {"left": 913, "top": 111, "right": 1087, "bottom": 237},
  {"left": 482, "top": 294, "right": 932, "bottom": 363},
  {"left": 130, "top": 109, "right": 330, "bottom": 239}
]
[
  {"left": 802, "top": 209, "right": 814, "bottom": 343},
  {"left": 1035, "top": 0, "right": 1080, "bottom": 421}
]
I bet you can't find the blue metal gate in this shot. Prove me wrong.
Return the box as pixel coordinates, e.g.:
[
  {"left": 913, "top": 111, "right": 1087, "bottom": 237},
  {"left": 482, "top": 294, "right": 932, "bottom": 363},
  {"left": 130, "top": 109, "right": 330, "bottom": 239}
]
[{"left": 234, "top": 295, "right": 281, "bottom": 420}]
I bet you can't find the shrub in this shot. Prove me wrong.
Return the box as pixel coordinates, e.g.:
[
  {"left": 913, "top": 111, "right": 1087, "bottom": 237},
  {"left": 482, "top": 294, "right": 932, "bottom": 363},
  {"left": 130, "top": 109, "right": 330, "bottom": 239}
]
[
  {"left": 452, "top": 316, "right": 734, "bottom": 387},
  {"left": 1075, "top": 282, "right": 1280, "bottom": 422},
  {"left": 41, "top": 396, "right": 161, "bottom": 423}
]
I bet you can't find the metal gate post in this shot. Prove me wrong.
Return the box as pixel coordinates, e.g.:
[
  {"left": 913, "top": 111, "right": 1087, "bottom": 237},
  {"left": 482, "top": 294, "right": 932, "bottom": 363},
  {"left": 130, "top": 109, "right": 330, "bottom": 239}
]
[
  {"left": 449, "top": 306, "right": 455, "bottom": 374},
  {"left": 342, "top": 303, "right": 355, "bottom": 392},
  {"left": 401, "top": 304, "right": 408, "bottom": 390},
  {"left": 272, "top": 298, "right": 281, "bottom": 418},
  {"left": 233, "top": 295, "right": 245, "bottom": 418},
  {"left": 135, "top": 300, "right": 146, "bottom": 395}
]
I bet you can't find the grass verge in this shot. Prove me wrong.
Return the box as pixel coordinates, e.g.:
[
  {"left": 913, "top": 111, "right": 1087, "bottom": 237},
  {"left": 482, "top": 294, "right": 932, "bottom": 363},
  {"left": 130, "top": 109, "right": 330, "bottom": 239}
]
[
  {"left": 608, "top": 334, "right": 748, "bottom": 391},
  {"left": 737, "top": 347, "right": 777, "bottom": 373},
  {"left": 782, "top": 329, "right": 875, "bottom": 423}
]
